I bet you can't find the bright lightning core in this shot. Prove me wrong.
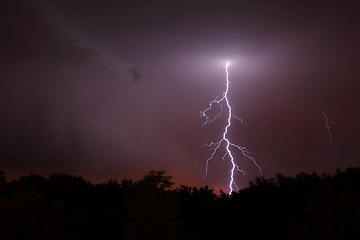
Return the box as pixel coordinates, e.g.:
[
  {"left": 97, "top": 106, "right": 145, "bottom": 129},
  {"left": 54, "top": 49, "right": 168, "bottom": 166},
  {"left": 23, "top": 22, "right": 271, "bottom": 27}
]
[{"left": 201, "top": 62, "right": 262, "bottom": 194}]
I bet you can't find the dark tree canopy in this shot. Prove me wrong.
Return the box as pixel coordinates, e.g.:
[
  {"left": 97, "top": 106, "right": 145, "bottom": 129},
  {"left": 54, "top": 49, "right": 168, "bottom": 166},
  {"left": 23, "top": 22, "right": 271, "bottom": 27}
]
[{"left": 0, "top": 168, "right": 360, "bottom": 239}]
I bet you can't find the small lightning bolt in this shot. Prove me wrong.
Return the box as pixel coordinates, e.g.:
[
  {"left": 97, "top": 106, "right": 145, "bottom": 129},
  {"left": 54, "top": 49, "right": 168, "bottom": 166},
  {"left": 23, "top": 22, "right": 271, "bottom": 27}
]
[
  {"left": 322, "top": 112, "right": 337, "bottom": 159},
  {"left": 200, "top": 62, "right": 262, "bottom": 194}
]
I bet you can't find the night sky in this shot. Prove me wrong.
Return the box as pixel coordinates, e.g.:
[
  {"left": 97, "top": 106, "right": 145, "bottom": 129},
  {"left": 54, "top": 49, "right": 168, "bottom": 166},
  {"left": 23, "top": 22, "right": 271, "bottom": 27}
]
[{"left": 1, "top": 0, "right": 359, "bottom": 191}]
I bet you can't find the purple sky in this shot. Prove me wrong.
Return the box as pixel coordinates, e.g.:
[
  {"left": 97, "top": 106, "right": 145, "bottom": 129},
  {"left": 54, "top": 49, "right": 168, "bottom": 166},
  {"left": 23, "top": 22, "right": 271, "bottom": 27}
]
[{"left": 1, "top": 0, "right": 359, "bottom": 191}]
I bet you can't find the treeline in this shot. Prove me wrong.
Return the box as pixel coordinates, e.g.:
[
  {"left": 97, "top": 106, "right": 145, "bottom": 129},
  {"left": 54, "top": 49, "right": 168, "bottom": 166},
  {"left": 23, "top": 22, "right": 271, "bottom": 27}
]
[{"left": 0, "top": 168, "right": 360, "bottom": 239}]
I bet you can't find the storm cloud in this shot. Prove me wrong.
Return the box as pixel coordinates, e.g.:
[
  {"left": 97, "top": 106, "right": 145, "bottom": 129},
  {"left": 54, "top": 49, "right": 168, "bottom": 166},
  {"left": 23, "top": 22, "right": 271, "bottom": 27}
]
[{"left": 1, "top": 0, "right": 359, "bottom": 190}]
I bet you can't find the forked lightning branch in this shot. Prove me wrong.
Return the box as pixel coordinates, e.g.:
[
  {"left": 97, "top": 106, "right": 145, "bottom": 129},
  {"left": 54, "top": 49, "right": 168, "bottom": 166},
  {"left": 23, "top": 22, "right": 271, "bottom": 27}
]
[{"left": 200, "top": 62, "right": 262, "bottom": 194}]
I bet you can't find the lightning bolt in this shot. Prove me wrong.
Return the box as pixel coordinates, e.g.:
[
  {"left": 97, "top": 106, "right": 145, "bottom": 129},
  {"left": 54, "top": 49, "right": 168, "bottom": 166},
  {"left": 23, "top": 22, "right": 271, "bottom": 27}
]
[
  {"left": 200, "top": 62, "right": 262, "bottom": 194},
  {"left": 322, "top": 112, "right": 336, "bottom": 159}
]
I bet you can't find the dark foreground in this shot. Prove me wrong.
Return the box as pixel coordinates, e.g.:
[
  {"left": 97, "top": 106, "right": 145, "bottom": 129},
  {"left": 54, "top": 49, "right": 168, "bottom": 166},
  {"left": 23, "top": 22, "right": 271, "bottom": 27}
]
[{"left": 0, "top": 168, "right": 359, "bottom": 239}]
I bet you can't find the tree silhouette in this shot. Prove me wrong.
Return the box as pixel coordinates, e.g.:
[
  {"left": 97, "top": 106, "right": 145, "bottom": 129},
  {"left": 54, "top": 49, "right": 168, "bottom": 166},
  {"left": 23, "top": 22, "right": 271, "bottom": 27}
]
[
  {"left": 0, "top": 168, "right": 360, "bottom": 239},
  {"left": 0, "top": 170, "right": 6, "bottom": 184},
  {"left": 138, "top": 170, "right": 174, "bottom": 190}
]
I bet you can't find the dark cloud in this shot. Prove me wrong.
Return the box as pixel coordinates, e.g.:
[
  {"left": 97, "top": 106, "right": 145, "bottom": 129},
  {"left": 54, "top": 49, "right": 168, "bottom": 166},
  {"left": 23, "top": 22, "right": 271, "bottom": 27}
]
[
  {"left": 128, "top": 67, "right": 141, "bottom": 82},
  {"left": 1, "top": 0, "right": 359, "bottom": 190}
]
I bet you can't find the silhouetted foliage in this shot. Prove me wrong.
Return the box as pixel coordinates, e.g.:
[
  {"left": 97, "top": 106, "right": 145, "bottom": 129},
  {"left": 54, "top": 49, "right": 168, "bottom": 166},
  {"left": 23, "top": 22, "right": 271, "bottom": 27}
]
[
  {"left": 0, "top": 170, "right": 6, "bottom": 184},
  {"left": 0, "top": 168, "right": 360, "bottom": 239}
]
